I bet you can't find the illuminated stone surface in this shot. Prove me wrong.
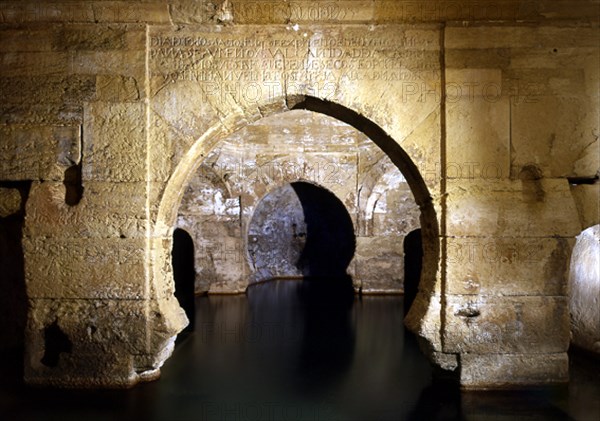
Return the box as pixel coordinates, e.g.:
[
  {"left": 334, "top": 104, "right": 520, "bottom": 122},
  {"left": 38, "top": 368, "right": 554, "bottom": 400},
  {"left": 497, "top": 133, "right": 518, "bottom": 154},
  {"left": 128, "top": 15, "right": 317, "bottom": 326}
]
[{"left": 0, "top": 1, "right": 597, "bottom": 389}]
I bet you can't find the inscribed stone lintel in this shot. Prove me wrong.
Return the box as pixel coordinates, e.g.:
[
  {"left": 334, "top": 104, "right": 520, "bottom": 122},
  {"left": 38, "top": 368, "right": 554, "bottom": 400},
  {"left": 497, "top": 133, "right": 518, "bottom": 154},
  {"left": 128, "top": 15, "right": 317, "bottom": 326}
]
[{"left": 148, "top": 26, "right": 442, "bottom": 103}]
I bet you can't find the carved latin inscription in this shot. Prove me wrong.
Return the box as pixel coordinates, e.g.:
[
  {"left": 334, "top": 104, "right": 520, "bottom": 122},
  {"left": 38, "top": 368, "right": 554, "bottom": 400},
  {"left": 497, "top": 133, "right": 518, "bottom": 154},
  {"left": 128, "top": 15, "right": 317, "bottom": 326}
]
[{"left": 149, "top": 27, "right": 440, "bottom": 102}]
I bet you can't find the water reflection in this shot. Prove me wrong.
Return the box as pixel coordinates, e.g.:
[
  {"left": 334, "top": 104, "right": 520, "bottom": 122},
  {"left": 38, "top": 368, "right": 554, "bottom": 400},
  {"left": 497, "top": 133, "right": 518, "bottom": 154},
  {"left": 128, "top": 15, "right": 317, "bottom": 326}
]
[
  {"left": 170, "top": 288, "right": 433, "bottom": 420},
  {"left": 247, "top": 277, "right": 355, "bottom": 395},
  {"left": 2, "top": 293, "right": 599, "bottom": 420}
]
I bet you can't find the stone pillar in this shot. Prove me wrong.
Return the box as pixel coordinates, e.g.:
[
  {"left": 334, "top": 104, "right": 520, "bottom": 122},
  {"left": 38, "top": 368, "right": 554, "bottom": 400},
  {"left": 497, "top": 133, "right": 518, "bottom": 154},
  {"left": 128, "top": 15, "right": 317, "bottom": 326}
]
[
  {"left": 443, "top": 24, "right": 598, "bottom": 387},
  {"left": 23, "top": 101, "right": 186, "bottom": 387}
]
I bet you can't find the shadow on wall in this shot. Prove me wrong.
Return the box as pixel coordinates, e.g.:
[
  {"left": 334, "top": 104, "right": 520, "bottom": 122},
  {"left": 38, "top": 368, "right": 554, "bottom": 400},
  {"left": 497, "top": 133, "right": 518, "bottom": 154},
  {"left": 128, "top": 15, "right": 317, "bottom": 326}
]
[
  {"left": 172, "top": 228, "right": 196, "bottom": 332},
  {"left": 291, "top": 181, "right": 356, "bottom": 279},
  {"left": 0, "top": 182, "right": 30, "bottom": 386},
  {"left": 247, "top": 277, "right": 355, "bottom": 395}
]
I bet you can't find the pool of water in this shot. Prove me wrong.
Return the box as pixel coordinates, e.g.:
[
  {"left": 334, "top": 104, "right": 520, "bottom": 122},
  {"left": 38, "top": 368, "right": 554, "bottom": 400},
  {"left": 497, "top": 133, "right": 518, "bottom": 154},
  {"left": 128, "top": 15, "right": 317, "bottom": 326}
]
[
  {"left": 152, "top": 284, "right": 435, "bottom": 421},
  {"left": 1, "top": 284, "right": 599, "bottom": 420}
]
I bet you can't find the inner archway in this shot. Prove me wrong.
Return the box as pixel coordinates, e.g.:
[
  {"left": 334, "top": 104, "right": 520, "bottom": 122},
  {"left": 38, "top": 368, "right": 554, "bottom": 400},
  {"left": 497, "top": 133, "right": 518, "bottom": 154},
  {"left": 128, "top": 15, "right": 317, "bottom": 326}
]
[
  {"left": 171, "top": 106, "right": 429, "bottom": 295},
  {"left": 247, "top": 181, "right": 356, "bottom": 282}
]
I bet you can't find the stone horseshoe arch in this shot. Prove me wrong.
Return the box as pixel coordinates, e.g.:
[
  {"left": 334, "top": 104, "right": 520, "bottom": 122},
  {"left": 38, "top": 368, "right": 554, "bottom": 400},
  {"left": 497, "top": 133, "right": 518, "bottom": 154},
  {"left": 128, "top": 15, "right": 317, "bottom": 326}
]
[
  {"left": 152, "top": 95, "right": 442, "bottom": 366},
  {"left": 246, "top": 179, "right": 357, "bottom": 282}
]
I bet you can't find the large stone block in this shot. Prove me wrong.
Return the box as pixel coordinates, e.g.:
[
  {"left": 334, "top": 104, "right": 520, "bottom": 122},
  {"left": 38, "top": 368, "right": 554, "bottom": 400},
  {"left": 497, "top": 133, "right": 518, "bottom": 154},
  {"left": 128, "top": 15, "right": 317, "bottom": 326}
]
[
  {"left": 446, "top": 25, "right": 599, "bottom": 181},
  {"left": 399, "top": 108, "right": 442, "bottom": 196},
  {"left": 0, "top": 74, "right": 95, "bottom": 126},
  {"left": 354, "top": 236, "right": 404, "bottom": 293},
  {"left": 148, "top": 180, "right": 171, "bottom": 228},
  {"left": 502, "top": 67, "right": 587, "bottom": 98},
  {"left": 0, "top": 102, "right": 84, "bottom": 125},
  {"left": 165, "top": 1, "right": 600, "bottom": 25},
  {"left": 24, "top": 237, "right": 148, "bottom": 300},
  {"left": 0, "top": 75, "right": 95, "bottom": 126},
  {"left": 177, "top": 217, "right": 248, "bottom": 294},
  {"left": 52, "top": 25, "right": 131, "bottom": 52},
  {"left": 188, "top": 1, "right": 375, "bottom": 24},
  {"left": 0, "top": 51, "right": 69, "bottom": 77},
  {"left": 446, "top": 236, "right": 573, "bottom": 296},
  {"left": 71, "top": 50, "right": 145, "bottom": 80},
  {"left": 262, "top": 112, "right": 361, "bottom": 153},
  {"left": 148, "top": 117, "right": 180, "bottom": 183},
  {"left": 24, "top": 296, "right": 183, "bottom": 387},
  {"left": 95, "top": 75, "right": 141, "bottom": 102},
  {"left": 24, "top": 300, "right": 139, "bottom": 387},
  {"left": 382, "top": 1, "right": 599, "bottom": 22},
  {"left": 511, "top": 96, "right": 599, "bottom": 178},
  {"left": 83, "top": 102, "right": 147, "bottom": 182},
  {"left": 446, "top": 26, "right": 600, "bottom": 50},
  {"left": 460, "top": 352, "right": 569, "bottom": 389},
  {"left": 446, "top": 179, "right": 582, "bottom": 237},
  {"left": 0, "top": 24, "right": 148, "bottom": 128},
  {"left": 570, "top": 184, "right": 600, "bottom": 229},
  {"left": 253, "top": 152, "right": 358, "bottom": 208},
  {"left": 0, "top": 125, "right": 81, "bottom": 181},
  {"left": 148, "top": 24, "right": 441, "bottom": 148},
  {"left": 25, "top": 298, "right": 148, "bottom": 358},
  {"left": 148, "top": 83, "right": 220, "bottom": 175},
  {"left": 0, "top": 75, "right": 96, "bottom": 107},
  {"left": 446, "top": 95, "right": 510, "bottom": 180},
  {"left": 446, "top": 68, "right": 502, "bottom": 92},
  {"left": 24, "top": 181, "right": 147, "bottom": 239},
  {"left": 0, "top": 2, "right": 170, "bottom": 24},
  {"left": 443, "top": 295, "right": 570, "bottom": 354},
  {"left": 508, "top": 46, "right": 599, "bottom": 83},
  {"left": 0, "top": 28, "right": 54, "bottom": 52},
  {"left": 446, "top": 48, "right": 510, "bottom": 70},
  {"left": 371, "top": 189, "right": 420, "bottom": 236},
  {"left": 148, "top": 236, "right": 175, "bottom": 300}
]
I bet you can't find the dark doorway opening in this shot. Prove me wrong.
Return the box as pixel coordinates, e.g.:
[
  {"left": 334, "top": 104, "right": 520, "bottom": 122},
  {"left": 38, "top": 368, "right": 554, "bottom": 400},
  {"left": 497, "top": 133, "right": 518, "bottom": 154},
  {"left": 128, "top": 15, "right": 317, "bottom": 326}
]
[
  {"left": 0, "top": 181, "right": 30, "bottom": 387},
  {"left": 172, "top": 228, "right": 196, "bottom": 332},
  {"left": 40, "top": 320, "right": 72, "bottom": 368},
  {"left": 291, "top": 181, "right": 355, "bottom": 279},
  {"left": 403, "top": 229, "right": 422, "bottom": 316}
]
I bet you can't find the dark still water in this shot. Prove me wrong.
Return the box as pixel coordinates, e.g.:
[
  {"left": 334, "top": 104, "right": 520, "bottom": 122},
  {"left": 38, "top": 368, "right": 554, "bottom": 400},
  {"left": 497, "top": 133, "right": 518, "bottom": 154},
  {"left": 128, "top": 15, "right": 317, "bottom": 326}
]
[
  {"left": 1, "top": 283, "right": 599, "bottom": 420},
  {"left": 155, "top": 283, "right": 435, "bottom": 421}
]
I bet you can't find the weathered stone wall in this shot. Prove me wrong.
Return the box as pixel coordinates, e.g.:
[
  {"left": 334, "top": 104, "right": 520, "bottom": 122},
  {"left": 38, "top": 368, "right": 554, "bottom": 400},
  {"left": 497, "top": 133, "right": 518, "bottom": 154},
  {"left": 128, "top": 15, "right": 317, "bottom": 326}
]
[
  {"left": 0, "top": 1, "right": 597, "bottom": 389},
  {"left": 0, "top": 14, "right": 187, "bottom": 387},
  {"left": 438, "top": 23, "right": 599, "bottom": 388},
  {"left": 175, "top": 110, "right": 420, "bottom": 294}
]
